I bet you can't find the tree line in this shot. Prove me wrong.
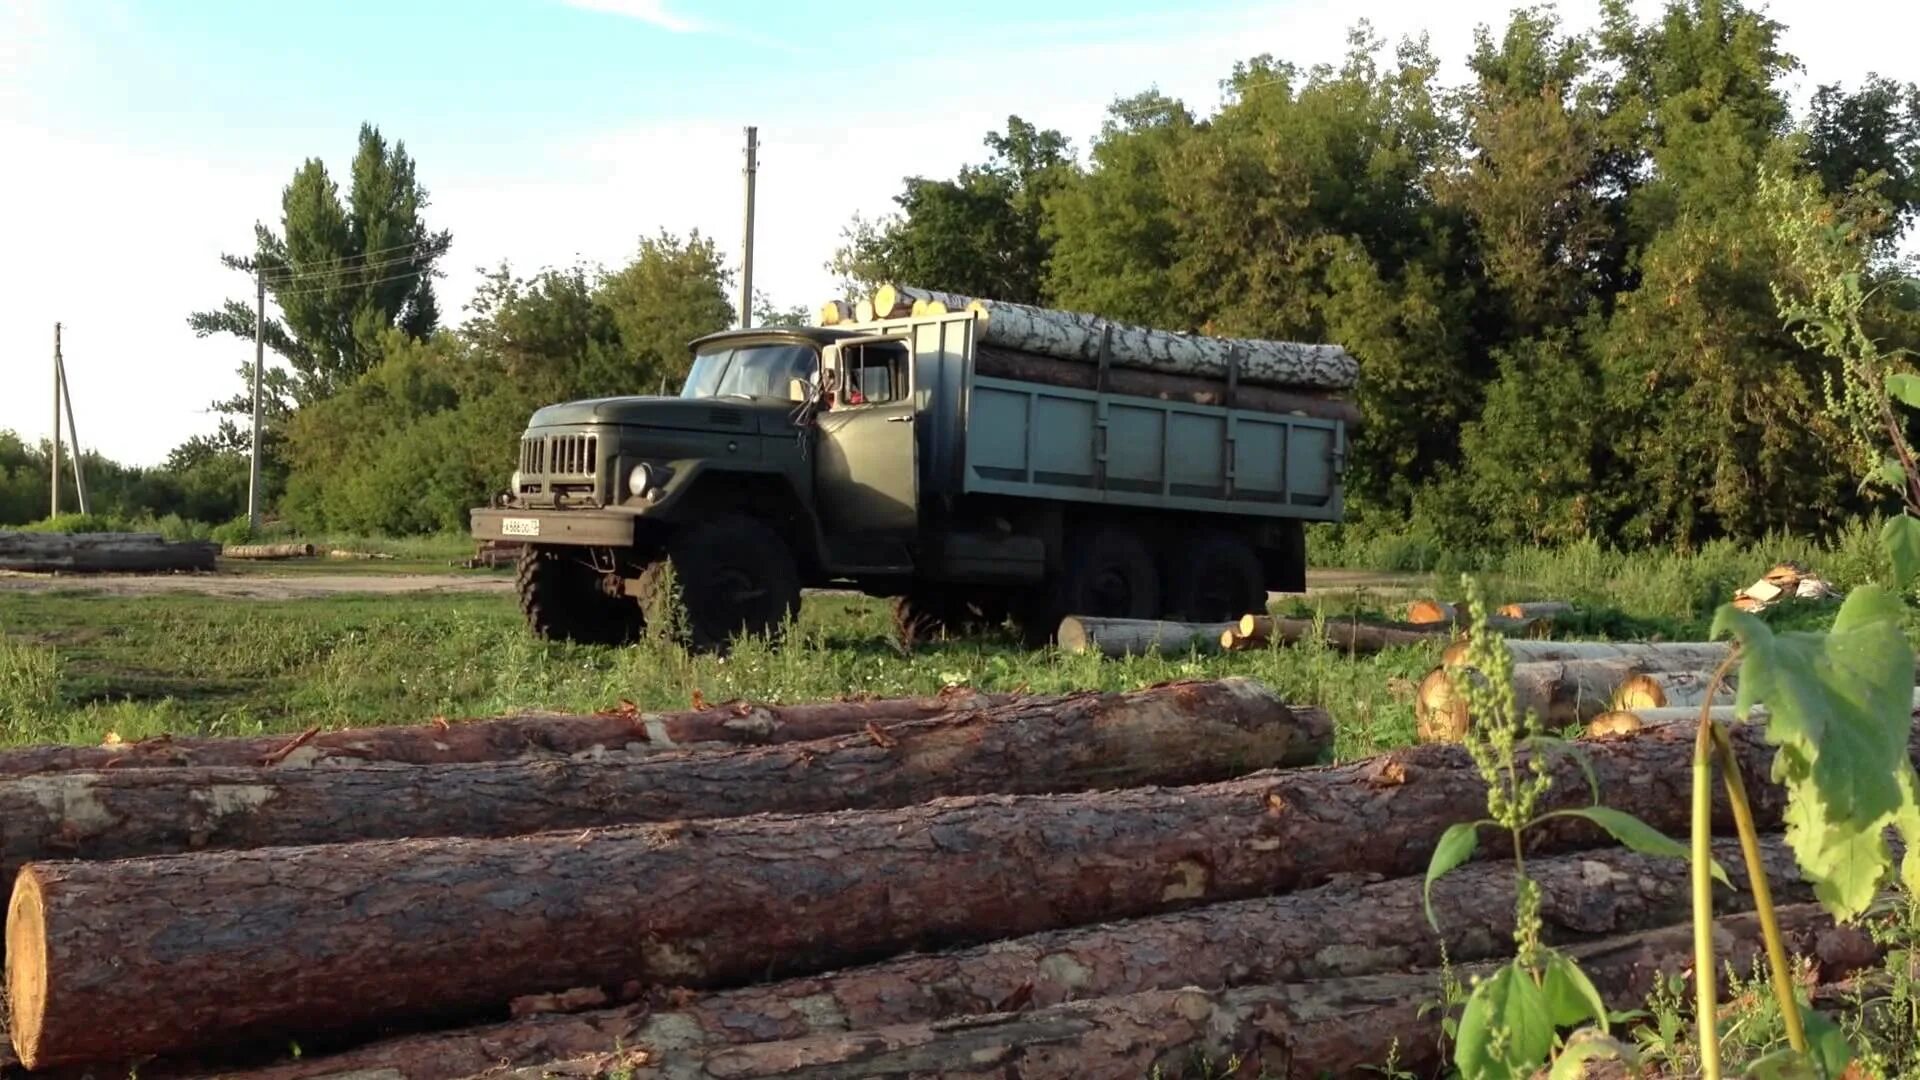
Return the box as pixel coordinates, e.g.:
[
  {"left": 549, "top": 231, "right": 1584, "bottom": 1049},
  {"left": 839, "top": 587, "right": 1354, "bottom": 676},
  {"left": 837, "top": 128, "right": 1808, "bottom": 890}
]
[{"left": 4, "top": 0, "right": 1915, "bottom": 549}]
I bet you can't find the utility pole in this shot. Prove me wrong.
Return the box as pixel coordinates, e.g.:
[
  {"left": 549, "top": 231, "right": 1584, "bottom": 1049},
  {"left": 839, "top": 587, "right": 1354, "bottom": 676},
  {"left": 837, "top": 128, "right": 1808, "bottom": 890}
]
[
  {"left": 55, "top": 334, "right": 90, "bottom": 514},
  {"left": 248, "top": 269, "right": 265, "bottom": 529},
  {"left": 739, "top": 125, "right": 758, "bottom": 329},
  {"left": 49, "top": 323, "right": 62, "bottom": 519}
]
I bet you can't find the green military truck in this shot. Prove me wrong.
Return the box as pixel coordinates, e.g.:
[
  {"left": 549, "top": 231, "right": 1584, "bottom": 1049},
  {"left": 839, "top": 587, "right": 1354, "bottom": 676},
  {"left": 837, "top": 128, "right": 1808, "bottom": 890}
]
[{"left": 471, "top": 308, "right": 1354, "bottom": 650}]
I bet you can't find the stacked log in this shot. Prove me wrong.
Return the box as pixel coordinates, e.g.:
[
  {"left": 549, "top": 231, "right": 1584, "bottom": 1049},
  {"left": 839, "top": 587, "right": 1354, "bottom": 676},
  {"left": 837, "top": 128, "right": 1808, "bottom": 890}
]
[
  {"left": 0, "top": 531, "right": 218, "bottom": 574},
  {"left": 219, "top": 543, "right": 316, "bottom": 560},
  {"left": 1405, "top": 599, "right": 1548, "bottom": 635},
  {"left": 974, "top": 344, "right": 1362, "bottom": 422},
  {"left": 200, "top": 838, "right": 1804, "bottom": 1080},
  {"left": 1587, "top": 685, "right": 1920, "bottom": 737},
  {"left": 1218, "top": 613, "right": 1446, "bottom": 655},
  {"left": 0, "top": 680, "right": 1329, "bottom": 894},
  {"left": 1417, "top": 657, "right": 1702, "bottom": 741},
  {"left": 11, "top": 716, "right": 1911, "bottom": 1066}
]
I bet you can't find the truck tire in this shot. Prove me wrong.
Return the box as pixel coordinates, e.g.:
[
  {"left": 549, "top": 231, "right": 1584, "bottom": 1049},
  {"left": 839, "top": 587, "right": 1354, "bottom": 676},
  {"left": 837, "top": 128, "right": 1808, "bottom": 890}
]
[
  {"left": 1163, "top": 531, "right": 1268, "bottom": 623},
  {"left": 515, "top": 545, "right": 642, "bottom": 646},
  {"left": 641, "top": 514, "right": 801, "bottom": 653},
  {"left": 1021, "top": 524, "right": 1160, "bottom": 646}
]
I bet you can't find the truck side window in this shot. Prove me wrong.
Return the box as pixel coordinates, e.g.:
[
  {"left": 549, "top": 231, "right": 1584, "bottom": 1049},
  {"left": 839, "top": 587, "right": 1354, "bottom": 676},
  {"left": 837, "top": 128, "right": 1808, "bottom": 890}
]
[{"left": 842, "top": 344, "right": 906, "bottom": 406}]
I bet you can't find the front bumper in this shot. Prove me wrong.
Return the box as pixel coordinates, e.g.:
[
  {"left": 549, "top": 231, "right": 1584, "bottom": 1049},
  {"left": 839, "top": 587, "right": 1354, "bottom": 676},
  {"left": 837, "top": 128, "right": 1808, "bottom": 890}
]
[{"left": 470, "top": 506, "right": 637, "bottom": 547}]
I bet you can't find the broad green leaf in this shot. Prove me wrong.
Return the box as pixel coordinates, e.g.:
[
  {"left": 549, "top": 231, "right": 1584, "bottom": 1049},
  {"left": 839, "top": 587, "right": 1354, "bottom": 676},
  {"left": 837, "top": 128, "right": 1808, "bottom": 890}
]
[
  {"left": 1778, "top": 749, "right": 1896, "bottom": 920},
  {"left": 1895, "top": 768, "right": 1920, "bottom": 896},
  {"left": 1548, "top": 1030, "right": 1634, "bottom": 1080},
  {"left": 1712, "top": 588, "right": 1915, "bottom": 830},
  {"left": 1873, "top": 458, "right": 1909, "bottom": 490},
  {"left": 1887, "top": 371, "right": 1920, "bottom": 410},
  {"left": 1424, "top": 821, "right": 1485, "bottom": 932},
  {"left": 1453, "top": 962, "right": 1555, "bottom": 1080},
  {"left": 1541, "top": 950, "right": 1609, "bottom": 1031},
  {"left": 1535, "top": 806, "right": 1731, "bottom": 888},
  {"left": 1803, "top": 1008, "right": 1854, "bottom": 1079},
  {"left": 1884, "top": 514, "right": 1920, "bottom": 588}
]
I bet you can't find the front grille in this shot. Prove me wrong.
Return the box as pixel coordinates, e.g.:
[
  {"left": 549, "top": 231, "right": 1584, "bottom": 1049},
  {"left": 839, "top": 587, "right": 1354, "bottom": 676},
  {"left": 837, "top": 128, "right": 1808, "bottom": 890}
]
[{"left": 521, "top": 433, "right": 598, "bottom": 478}]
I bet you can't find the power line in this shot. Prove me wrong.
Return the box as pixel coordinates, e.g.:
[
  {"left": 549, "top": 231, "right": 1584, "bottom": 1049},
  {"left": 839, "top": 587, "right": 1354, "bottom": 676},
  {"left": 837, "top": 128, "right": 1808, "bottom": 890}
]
[{"left": 266, "top": 264, "right": 434, "bottom": 300}]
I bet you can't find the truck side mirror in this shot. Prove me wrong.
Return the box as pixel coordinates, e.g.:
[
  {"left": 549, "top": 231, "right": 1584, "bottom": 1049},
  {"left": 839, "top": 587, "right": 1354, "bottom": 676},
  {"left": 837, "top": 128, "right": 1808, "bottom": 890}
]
[{"left": 788, "top": 377, "right": 808, "bottom": 402}]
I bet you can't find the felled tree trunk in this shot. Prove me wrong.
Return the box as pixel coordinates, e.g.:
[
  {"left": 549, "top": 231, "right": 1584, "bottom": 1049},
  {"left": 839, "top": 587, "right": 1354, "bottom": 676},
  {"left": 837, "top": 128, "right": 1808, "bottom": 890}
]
[
  {"left": 1501, "top": 640, "right": 1733, "bottom": 668},
  {"left": 1056, "top": 617, "right": 1234, "bottom": 657},
  {"left": 219, "top": 544, "right": 316, "bottom": 560},
  {"left": 0, "top": 532, "right": 218, "bottom": 574},
  {"left": 1611, "top": 671, "right": 1736, "bottom": 711},
  {"left": 1588, "top": 686, "right": 1920, "bottom": 737},
  {"left": 596, "top": 904, "right": 1870, "bottom": 1080},
  {"left": 0, "top": 680, "right": 1327, "bottom": 892},
  {"left": 191, "top": 839, "right": 1801, "bottom": 1080},
  {"left": 973, "top": 345, "right": 1363, "bottom": 425},
  {"left": 871, "top": 284, "right": 976, "bottom": 319},
  {"left": 963, "top": 298, "right": 1360, "bottom": 391},
  {"left": 1223, "top": 615, "right": 1443, "bottom": 655},
  {"left": 1417, "top": 659, "right": 1646, "bottom": 742},
  {"left": 1497, "top": 601, "right": 1574, "bottom": 620},
  {"left": 0, "top": 689, "right": 1019, "bottom": 776},
  {"left": 11, "top": 718, "right": 1894, "bottom": 1067}
]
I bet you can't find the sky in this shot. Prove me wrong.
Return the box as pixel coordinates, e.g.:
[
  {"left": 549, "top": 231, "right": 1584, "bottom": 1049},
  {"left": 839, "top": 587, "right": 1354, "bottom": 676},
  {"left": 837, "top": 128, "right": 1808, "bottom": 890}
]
[{"left": 1, "top": 0, "right": 1915, "bottom": 465}]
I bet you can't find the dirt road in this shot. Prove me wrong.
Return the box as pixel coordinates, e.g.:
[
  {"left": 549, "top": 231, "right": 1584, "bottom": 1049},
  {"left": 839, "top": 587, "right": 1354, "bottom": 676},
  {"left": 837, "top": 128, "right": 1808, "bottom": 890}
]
[{"left": 0, "top": 568, "right": 1428, "bottom": 602}]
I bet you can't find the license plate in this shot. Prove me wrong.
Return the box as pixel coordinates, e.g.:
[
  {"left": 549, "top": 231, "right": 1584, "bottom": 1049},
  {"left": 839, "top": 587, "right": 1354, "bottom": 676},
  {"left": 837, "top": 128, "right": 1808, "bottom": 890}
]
[{"left": 501, "top": 517, "right": 541, "bottom": 537}]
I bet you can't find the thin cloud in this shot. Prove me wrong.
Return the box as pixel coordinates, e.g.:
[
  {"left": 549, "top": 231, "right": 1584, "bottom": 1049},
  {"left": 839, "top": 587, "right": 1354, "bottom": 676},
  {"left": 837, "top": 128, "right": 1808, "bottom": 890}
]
[{"left": 558, "top": 0, "right": 701, "bottom": 33}]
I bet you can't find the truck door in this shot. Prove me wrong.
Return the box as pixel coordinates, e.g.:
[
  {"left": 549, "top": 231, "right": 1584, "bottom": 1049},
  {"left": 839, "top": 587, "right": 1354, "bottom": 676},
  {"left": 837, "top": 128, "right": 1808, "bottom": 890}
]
[{"left": 814, "top": 337, "right": 918, "bottom": 566}]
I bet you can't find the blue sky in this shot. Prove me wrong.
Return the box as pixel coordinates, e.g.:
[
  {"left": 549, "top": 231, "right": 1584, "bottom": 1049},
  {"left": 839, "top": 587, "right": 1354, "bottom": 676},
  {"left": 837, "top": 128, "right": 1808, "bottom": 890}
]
[{"left": 3, "top": 0, "right": 1915, "bottom": 464}]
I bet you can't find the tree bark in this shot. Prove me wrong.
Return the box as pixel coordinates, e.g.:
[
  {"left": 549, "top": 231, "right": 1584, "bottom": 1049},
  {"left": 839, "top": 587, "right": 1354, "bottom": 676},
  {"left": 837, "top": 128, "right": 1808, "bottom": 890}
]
[
  {"left": 0, "top": 689, "right": 1022, "bottom": 777},
  {"left": 973, "top": 345, "right": 1363, "bottom": 425},
  {"left": 1417, "top": 659, "right": 1648, "bottom": 741},
  {"left": 1611, "top": 670, "right": 1736, "bottom": 711},
  {"left": 219, "top": 544, "right": 316, "bottom": 560},
  {"left": 1223, "top": 615, "right": 1445, "bottom": 655},
  {"left": 11, "top": 718, "right": 1902, "bottom": 1067},
  {"left": 0, "top": 532, "right": 217, "bottom": 574},
  {"left": 1055, "top": 616, "right": 1232, "bottom": 657},
  {"left": 1497, "top": 601, "right": 1574, "bottom": 620},
  {"left": 871, "top": 285, "right": 975, "bottom": 320},
  {"left": 963, "top": 298, "right": 1361, "bottom": 391},
  {"left": 603, "top": 904, "right": 1872, "bottom": 1080},
  {"left": 194, "top": 838, "right": 1802, "bottom": 1080},
  {"left": 1501, "top": 640, "right": 1733, "bottom": 667},
  {"left": 0, "top": 679, "right": 1328, "bottom": 898}
]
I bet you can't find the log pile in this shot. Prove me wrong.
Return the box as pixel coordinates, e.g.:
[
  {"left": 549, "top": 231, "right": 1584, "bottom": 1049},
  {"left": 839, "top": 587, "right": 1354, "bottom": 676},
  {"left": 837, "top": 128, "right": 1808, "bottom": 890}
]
[
  {"left": 817, "top": 284, "right": 1363, "bottom": 423},
  {"left": 0, "top": 531, "right": 218, "bottom": 574},
  {"left": 0, "top": 677, "right": 1900, "bottom": 1077}
]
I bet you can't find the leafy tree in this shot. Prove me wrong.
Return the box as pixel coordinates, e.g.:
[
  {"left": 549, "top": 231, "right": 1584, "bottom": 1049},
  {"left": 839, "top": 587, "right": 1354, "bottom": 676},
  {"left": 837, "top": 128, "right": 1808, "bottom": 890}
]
[
  {"left": 1804, "top": 74, "right": 1920, "bottom": 238},
  {"left": 189, "top": 122, "right": 452, "bottom": 421}
]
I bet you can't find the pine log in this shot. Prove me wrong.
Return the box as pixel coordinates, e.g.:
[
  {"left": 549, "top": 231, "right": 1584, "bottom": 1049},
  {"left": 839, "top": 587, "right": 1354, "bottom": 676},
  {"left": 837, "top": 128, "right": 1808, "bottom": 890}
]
[
  {"left": 817, "top": 301, "right": 852, "bottom": 326},
  {"left": 1402, "top": 600, "right": 1545, "bottom": 635},
  {"left": 0, "top": 532, "right": 217, "bottom": 574},
  {"left": 12, "top": 718, "right": 1909, "bottom": 1067},
  {"left": 1587, "top": 686, "right": 1920, "bottom": 737},
  {"left": 973, "top": 344, "right": 1363, "bottom": 425},
  {"left": 1223, "top": 615, "right": 1446, "bottom": 655},
  {"left": 601, "top": 904, "right": 1871, "bottom": 1080},
  {"left": 871, "top": 285, "right": 975, "bottom": 320},
  {"left": 0, "top": 680, "right": 1328, "bottom": 896},
  {"left": 1055, "top": 616, "right": 1232, "bottom": 657},
  {"left": 1612, "top": 670, "right": 1737, "bottom": 710},
  {"left": 1498, "top": 600, "right": 1574, "bottom": 620},
  {"left": 962, "top": 297, "right": 1360, "bottom": 392},
  {"left": 0, "top": 689, "right": 1021, "bottom": 777},
  {"left": 1503, "top": 640, "right": 1732, "bottom": 667},
  {"left": 200, "top": 839, "right": 1803, "bottom": 1080},
  {"left": 219, "top": 543, "right": 316, "bottom": 560},
  {"left": 1417, "top": 658, "right": 1649, "bottom": 742}
]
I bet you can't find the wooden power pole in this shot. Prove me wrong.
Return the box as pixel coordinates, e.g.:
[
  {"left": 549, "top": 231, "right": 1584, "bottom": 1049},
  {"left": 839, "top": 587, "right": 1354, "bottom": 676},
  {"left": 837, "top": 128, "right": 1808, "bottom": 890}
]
[
  {"left": 50, "top": 323, "right": 62, "bottom": 519},
  {"left": 739, "top": 125, "right": 757, "bottom": 329},
  {"left": 248, "top": 269, "right": 265, "bottom": 529},
  {"left": 55, "top": 333, "right": 90, "bottom": 515}
]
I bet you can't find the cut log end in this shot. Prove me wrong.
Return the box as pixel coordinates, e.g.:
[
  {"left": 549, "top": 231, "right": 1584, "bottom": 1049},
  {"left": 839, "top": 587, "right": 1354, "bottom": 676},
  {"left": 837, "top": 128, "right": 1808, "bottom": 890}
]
[
  {"left": 8, "top": 866, "right": 48, "bottom": 1068},
  {"left": 1587, "top": 712, "right": 1646, "bottom": 738},
  {"left": 1406, "top": 600, "right": 1455, "bottom": 626},
  {"left": 1440, "top": 637, "right": 1471, "bottom": 668},
  {"left": 1612, "top": 674, "right": 1667, "bottom": 711},
  {"left": 1414, "top": 667, "right": 1468, "bottom": 743},
  {"left": 1498, "top": 601, "right": 1574, "bottom": 621}
]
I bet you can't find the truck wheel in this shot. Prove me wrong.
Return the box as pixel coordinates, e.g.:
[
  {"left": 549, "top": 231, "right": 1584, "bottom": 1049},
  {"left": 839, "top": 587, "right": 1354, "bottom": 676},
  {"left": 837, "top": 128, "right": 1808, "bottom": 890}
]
[
  {"left": 642, "top": 515, "right": 801, "bottom": 653},
  {"left": 892, "top": 588, "right": 1012, "bottom": 640},
  {"left": 1164, "top": 531, "right": 1267, "bottom": 623},
  {"left": 1021, "top": 524, "right": 1160, "bottom": 646},
  {"left": 516, "top": 545, "right": 642, "bottom": 646}
]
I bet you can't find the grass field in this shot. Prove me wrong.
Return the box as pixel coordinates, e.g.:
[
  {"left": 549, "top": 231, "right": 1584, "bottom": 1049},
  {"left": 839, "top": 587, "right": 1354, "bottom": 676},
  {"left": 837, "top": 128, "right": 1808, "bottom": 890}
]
[{"left": 0, "top": 521, "right": 1895, "bottom": 759}]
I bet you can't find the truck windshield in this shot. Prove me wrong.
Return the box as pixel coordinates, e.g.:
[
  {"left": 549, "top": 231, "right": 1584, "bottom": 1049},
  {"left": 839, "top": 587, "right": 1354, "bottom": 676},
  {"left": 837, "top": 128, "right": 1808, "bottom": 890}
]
[{"left": 680, "top": 344, "right": 819, "bottom": 400}]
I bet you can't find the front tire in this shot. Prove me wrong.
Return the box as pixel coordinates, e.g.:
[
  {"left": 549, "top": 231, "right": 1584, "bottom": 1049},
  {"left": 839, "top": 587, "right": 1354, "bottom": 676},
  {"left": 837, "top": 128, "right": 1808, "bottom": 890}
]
[
  {"left": 515, "top": 545, "right": 642, "bottom": 645},
  {"left": 640, "top": 514, "right": 801, "bottom": 653}
]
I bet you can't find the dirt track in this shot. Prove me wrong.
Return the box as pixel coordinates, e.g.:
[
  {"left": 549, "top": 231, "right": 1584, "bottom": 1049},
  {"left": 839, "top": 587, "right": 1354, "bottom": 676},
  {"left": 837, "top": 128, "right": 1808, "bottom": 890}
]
[{"left": 0, "top": 568, "right": 1426, "bottom": 601}]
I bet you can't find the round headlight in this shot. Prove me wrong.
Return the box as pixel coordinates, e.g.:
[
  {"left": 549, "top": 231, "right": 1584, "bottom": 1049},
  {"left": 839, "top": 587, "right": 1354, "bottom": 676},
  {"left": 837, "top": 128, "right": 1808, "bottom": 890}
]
[{"left": 628, "top": 464, "right": 653, "bottom": 497}]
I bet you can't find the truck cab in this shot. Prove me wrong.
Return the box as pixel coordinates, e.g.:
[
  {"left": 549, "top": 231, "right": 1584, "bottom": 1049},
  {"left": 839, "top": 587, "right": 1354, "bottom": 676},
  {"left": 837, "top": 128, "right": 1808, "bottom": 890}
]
[{"left": 473, "top": 313, "right": 1346, "bottom": 651}]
